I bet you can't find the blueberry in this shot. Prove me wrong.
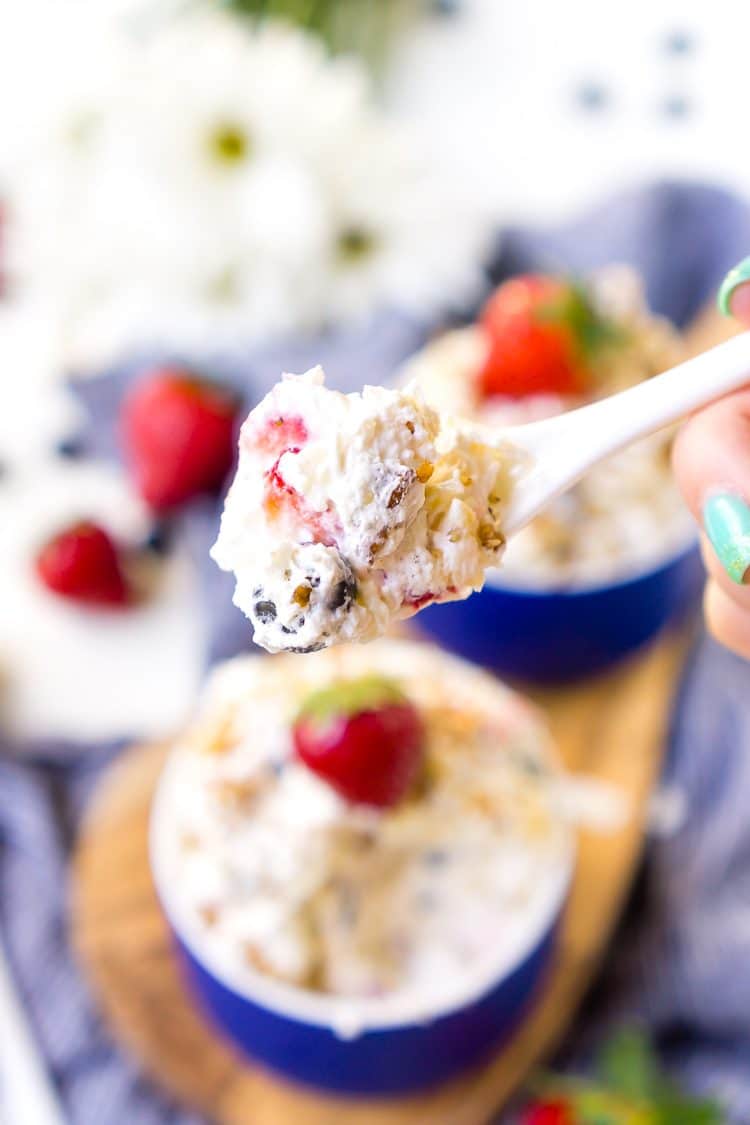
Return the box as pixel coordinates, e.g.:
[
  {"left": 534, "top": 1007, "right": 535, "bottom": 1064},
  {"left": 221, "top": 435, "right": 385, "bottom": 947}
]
[
  {"left": 574, "top": 81, "right": 610, "bottom": 112},
  {"left": 663, "top": 29, "right": 696, "bottom": 56},
  {"left": 143, "top": 520, "right": 172, "bottom": 555},
  {"left": 662, "top": 93, "right": 691, "bottom": 119},
  {"left": 253, "top": 599, "right": 277, "bottom": 624},
  {"left": 56, "top": 436, "right": 85, "bottom": 459},
  {"left": 329, "top": 571, "right": 357, "bottom": 612}
]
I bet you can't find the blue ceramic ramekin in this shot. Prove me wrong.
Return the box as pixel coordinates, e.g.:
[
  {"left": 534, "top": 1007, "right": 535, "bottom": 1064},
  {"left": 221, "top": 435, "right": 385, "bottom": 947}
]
[
  {"left": 151, "top": 768, "right": 573, "bottom": 1096},
  {"left": 416, "top": 536, "right": 703, "bottom": 684}
]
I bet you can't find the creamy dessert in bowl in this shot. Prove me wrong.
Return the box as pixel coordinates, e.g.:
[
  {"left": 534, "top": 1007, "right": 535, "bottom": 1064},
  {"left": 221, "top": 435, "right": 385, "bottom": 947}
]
[
  {"left": 151, "top": 639, "right": 573, "bottom": 1093},
  {"left": 402, "top": 267, "right": 694, "bottom": 588},
  {"left": 400, "top": 269, "right": 702, "bottom": 680}
]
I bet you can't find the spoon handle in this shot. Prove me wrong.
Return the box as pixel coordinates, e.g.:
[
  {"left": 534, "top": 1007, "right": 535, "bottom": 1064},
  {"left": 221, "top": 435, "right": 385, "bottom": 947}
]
[{"left": 502, "top": 330, "right": 750, "bottom": 534}]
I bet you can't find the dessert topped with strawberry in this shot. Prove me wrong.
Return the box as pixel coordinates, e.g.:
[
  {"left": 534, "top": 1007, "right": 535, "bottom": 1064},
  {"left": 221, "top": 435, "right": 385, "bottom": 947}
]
[
  {"left": 212, "top": 366, "right": 519, "bottom": 653},
  {"left": 403, "top": 266, "right": 692, "bottom": 585},
  {"left": 156, "top": 640, "right": 569, "bottom": 999},
  {"left": 1, "top": 453, "right": 202, "bottom": 746}
]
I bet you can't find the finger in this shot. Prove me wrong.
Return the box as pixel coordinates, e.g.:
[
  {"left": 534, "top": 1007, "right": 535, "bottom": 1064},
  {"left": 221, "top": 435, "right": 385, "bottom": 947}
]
[
  {"left": 729, "top": 281, "right": 750, "bottom": 324},
  {"left": 672, "top": 393, "right": 750, "bottom": 585},
  {"left": 675, "top": 265, "right": 750, "bottom": 520},
  {"left": 718, "top": 260, "right": 750, "bottom": 324},
  {"left": 700, "top": 533, "right": 750, "bottom": 607},
  {"left": 704, "top": 578, "right": 750, "bottom": 659}
]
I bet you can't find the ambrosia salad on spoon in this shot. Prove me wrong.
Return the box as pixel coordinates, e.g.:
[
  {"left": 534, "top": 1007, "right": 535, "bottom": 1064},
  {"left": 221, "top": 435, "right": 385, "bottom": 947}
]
[{"left": 211, "top": 367, "right": 519, "bottom": 653}]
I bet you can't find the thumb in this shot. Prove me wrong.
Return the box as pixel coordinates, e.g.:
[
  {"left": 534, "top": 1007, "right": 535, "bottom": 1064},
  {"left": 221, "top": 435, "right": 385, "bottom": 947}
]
[{"left": 673, "top": 264, "right": 750, "bottom": 584}]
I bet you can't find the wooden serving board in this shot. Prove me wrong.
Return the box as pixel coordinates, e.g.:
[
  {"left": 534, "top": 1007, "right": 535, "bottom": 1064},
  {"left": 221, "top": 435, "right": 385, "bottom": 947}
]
[{"left": 72, "top": 629, "right": 691, "bottom": 1125}]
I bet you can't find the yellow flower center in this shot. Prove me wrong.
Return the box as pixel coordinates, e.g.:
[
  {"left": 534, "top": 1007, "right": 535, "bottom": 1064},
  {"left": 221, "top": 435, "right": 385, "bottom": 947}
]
[
  {"left": 208, "top": 123, "right": 251, "bottom": 166},
  {"left": 337, "top": 226, "right": 377, "bottom": 263}
]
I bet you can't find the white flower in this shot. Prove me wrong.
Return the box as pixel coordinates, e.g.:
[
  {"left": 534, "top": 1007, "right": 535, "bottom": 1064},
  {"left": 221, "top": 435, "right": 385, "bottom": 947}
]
[{"left": 1, "top": 6, "right": 489, "bottom": 369}]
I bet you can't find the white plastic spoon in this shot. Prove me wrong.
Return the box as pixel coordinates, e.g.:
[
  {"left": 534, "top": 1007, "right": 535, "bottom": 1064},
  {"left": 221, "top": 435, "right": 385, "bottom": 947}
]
[{"left": 499, "top": 329, "right": 750, "bottom": 535}]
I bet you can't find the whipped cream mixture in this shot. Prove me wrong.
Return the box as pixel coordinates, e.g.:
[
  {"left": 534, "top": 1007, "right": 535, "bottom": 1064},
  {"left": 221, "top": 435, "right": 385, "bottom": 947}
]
[
  {"left": 155, "top": 641, "right": 570, "bottom": 1001},
  {"left": 402, "top": 268, "right": 694, "bottom": 585},
  {"left": 212, "top": 368, "right": 518, "bottom": 653}
]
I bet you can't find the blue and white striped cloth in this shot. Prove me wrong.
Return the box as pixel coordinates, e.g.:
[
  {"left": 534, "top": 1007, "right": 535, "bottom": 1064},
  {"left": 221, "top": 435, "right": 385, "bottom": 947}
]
[{"left": 2, "top": 181, "right": 750, "bottom": 1124}]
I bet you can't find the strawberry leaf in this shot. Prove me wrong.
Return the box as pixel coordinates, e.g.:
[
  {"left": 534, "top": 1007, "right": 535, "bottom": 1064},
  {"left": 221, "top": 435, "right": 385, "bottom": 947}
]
[
  {"left": 598, "top": 1029, "right": 660, "bottom": 1101},
  {"left": 296, "top": 674, "right": 408, "bottom": 726},
  {"left": 534, "top": 282, "right": 628, "bottom": 362}
]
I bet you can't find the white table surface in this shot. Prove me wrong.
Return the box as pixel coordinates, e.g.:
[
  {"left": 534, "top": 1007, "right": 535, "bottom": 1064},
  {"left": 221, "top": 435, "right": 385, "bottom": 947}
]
[{"left": 388, "top": 0, "right": 750, "bottom": 224}]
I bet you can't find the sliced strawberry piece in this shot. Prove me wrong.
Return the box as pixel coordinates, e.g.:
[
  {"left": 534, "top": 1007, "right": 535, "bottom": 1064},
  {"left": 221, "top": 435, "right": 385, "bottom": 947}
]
[
  {"left": 293, "top": 675, "right": 424, "bottom": 808},
  {"left": 402, "top": 585, "right": 457, "bottom": 612},
  {"left": 250, "top": 414, "right": 308, "bottom": 459},
  {"left": 476, "top": 274, "right": 617, "bottom": 400},
  {"left": 121, "top": 367, "right": 241, "bottom": 512},
  {"left": 263, "top": 453, "right": 338, "bottom": 548},
  {"left": 35, "top": 521, "right": 131, "bottom": 607},
  {"left": 253, "top": 414, "right": 339, "bottom": 547}
]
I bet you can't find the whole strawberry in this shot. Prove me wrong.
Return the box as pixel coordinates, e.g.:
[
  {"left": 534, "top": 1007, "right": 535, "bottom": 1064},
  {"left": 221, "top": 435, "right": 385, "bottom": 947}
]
[
  {"left": 477, "top": 274, "right": 617, "bottom": 400},
  {"left": 522, "top": 1099, "right": 576, "bottom": 1125},
  {"left": 293, "top": 675, "right": 424, "bottom": 808},
  {"left": 121, "top": 368, "right": 240, "bottom": 512},
  {"left": 35, "top": 521, "right": 131, "bottom": 607}
]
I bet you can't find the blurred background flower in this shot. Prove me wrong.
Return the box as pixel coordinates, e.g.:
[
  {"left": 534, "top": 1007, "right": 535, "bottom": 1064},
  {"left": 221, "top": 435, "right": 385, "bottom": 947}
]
[{"left": 0, "top": 1, "right": 487, "bottom": 371}]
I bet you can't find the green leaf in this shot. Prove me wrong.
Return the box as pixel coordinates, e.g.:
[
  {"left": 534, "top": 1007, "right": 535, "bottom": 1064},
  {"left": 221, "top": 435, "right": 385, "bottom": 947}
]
[
  {"left": 598, "top": 1029, "right": 660, "bottom": 1101},
  {"left": 528, "top": 1034, "right": 726, "bottom": 1124},
  {"left": 296, "top": 674, "right": 407, "bottom": 726},
  {"left": 653, "top": 1091, "right": 724, "bottom": 1125},
  {"left": 649, "top": 1073, "right": 724, "bottom": 1125}
]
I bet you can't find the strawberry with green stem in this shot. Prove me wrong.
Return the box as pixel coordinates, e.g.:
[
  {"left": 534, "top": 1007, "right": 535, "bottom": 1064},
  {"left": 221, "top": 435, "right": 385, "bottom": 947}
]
[
  {"left": 476, "top": 274, "right": 622, "bottom": 401},
  {"left": 521, "top": 1030, "right": 724, "bottom": 1125},
  {"left": 293, "top": 675, "right": 424, "bottom": 808}
]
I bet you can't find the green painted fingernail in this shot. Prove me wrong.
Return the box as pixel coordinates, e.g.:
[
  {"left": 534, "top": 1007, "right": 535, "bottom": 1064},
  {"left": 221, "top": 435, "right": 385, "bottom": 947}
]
[
  {"left": 703, "top": 493, "right": 750, "bottom": 583},
  {"left": 717, "top": 257, "right": 750, "bottom": 316}
]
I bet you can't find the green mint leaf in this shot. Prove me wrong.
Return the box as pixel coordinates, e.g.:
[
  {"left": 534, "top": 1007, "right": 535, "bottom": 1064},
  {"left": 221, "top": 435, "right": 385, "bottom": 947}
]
[{"left": 598, "top": 1029, "right": 660, "bottom": 1100}]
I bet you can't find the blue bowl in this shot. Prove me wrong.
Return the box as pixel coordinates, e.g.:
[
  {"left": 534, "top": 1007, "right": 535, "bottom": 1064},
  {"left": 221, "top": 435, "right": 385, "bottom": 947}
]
[
  {"left": 151, "top": 777, "right": 573, "bottom": 1096},
  {"left": 417, "top": 538, "right": 703, "bottom": 684}
]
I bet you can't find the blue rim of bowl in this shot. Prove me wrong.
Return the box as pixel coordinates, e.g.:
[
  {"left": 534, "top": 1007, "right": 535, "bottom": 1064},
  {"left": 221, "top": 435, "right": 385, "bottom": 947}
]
[
  {"left": 483, "top": 525, "right": 699, "bottom": 598},
  {"left": 150, "top": 755, "right": 575, "bottom": 1036}
]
